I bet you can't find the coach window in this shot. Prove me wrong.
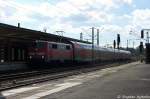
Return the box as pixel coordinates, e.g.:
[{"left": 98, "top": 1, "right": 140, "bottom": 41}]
[
  {"left": 52, "top": 44, "right": 57, "bottom": 49},
  {"left": 66, "top": 46, "right": 70, "bottom": 50}
]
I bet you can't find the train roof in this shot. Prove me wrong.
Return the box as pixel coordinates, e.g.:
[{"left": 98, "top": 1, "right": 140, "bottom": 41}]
[{"left": 35, "top": 40, "right": 71, "bottom": 46}]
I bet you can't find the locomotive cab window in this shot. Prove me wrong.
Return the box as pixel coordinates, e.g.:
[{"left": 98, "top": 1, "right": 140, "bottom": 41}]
[
  {"left": 66, "top": 46, "right": 71, "bottom": 50},
  {"left": 36, "top": 42, "right": 45, "bottom": 48},
  {"left": 52, "top": 44, "right": 57, "bottom": 49}
]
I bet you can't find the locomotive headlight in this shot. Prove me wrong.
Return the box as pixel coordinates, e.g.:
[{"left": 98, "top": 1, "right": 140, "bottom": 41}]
[
  {"left": 42, "top": 56, "right": 44, "bottom": 59},
  {"left": 29, "top": 56, "right": 32, "bottom": 59}
]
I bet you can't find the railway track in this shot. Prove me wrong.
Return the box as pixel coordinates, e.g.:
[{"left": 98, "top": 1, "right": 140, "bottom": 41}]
[
  {"left": 0, "top": 67, "right": 72, "bottom": 81},
  {"left": 0, "top": 62, "right": 131, "bottom": 91}
]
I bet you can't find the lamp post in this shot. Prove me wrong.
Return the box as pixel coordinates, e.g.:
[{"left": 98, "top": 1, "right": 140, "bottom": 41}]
[
  {"left": 83, "top": 27, "right": 103, "bottom": 64},
  {"left": 91, "top": 27, "right": 95, "bottom": 64},
  {"left": 127, "top": 40, "right": 129, "bottom": 50}
]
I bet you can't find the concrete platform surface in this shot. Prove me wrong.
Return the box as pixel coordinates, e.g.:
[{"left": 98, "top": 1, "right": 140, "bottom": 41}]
[{"left": 1, "top": 62, "right": 150, "bottom": 99}]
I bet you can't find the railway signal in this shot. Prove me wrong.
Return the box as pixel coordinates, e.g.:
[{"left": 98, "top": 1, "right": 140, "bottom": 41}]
[
  {"left": 141, "top": 30, "right": 144, "bottom": 38},
  {"left": 141, "top": 29, "right": 150, "bottom": 63},
  {"left": 141, "top": 29, "right": 150, "bottom": 43},
  {"left": 117, "top": 34, "right": 120, "bottom": 49},
  {"left": 113, "top": 40, "right": 116, "bottom": 49}
]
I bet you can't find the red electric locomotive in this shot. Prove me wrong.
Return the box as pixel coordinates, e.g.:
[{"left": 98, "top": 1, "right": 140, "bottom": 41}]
[{"left": 28, "top": 40, "right": 73, "bottom": 65}]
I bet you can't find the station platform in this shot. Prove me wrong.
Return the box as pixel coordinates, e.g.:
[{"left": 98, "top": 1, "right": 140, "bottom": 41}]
[
  {"left": 1, "top": 62, "right": 150, "bottom": 99},
  {"left": 0, "top": 62, "right": 27, "bottom": 72}
]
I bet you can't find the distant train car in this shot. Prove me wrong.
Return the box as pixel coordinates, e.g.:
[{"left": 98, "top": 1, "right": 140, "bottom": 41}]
[
  {"left": 28, "top": 40, "right": 131, "bottom": 65},
  {"left": 71, "top": 41, "right": 131, "bottom": 63},
  {"left": 71, "top": 41, "right": 92, "bottom": 63}
]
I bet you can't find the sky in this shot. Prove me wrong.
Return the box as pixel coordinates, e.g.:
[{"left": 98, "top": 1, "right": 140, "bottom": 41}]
[{"left": 0, "top": 0, "right": 150, "bottom": 48}]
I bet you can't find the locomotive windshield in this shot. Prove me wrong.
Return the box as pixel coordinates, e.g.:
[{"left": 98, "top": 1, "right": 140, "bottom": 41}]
[
  {"left": 36, "top": 42, "right": 45, "bottom": 48},
  {"left": 30, "top": 41, "right": 45, "bottom": 48}
]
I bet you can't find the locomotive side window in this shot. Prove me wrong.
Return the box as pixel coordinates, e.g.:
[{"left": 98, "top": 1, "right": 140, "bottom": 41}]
[
  {"left": 66, "top": 46, "right": 70, "bottom": 50},
  {"left": 52, "top": 44, "right": 57, "bottom": 49},
  {"left": 48, "top": 43, "right": 52, "bottom": 48},
  {"left": 59, "top": 45, "right": 65, "bottom": 50}
]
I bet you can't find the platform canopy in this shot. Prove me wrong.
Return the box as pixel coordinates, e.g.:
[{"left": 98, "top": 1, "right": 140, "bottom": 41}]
[{"left": 0, "top": 23, "right": 91, "bottom": 44}]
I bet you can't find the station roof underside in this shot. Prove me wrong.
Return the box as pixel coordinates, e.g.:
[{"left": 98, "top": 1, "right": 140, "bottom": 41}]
[{"left": 0, "top": 23, "right": 91, "bottom": 44}]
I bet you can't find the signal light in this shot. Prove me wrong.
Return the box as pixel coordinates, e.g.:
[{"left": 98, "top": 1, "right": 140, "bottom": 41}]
[
  {"left": 117, "top": 34, "right": 120, "bottom": 43},
  {"left": 113, "top": 40, "right": 116, "bottom": 49},
  {"left": 141, "top": 30, "right": 144, "bottom": 38},
  {"left": 117, "top": 34, "right": 120, "bottom": 49}
]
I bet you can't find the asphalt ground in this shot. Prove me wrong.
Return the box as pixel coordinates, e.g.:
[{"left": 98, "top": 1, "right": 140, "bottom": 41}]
[{"left": 1, "top": 62, "right": 150, "bottom": 99}]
